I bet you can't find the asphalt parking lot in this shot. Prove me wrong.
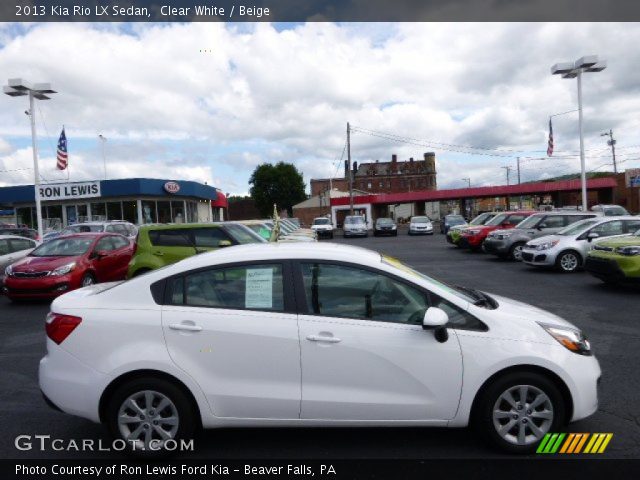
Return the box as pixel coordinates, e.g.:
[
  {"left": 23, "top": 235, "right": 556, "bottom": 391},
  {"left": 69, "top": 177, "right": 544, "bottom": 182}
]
[{"left": 1, "top": 230, "right": 639, "bottom": 459}]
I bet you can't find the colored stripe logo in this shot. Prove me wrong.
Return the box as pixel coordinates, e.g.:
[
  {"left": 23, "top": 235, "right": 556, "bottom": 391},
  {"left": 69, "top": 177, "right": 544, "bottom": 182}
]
[{"left": 537, "top": 433, "right": 613, "bottom": 454}]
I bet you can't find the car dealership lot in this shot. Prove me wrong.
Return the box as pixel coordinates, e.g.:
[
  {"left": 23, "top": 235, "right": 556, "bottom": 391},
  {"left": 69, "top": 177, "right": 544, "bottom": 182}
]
[{"left": 1, "top": 232, "right": 639, "bottom": 459}]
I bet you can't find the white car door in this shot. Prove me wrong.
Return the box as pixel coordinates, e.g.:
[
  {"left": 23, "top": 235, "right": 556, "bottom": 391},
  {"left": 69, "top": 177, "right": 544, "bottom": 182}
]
[
  {"left": 578, "top": 219, "right": 629, "bottom": 256},
  {"left": 0, "top": 238, "right": 35, "bottom": 272},
  {"left": 295, "top": 262, "right": 463, "bottom": 421},
  {"left": 161, "top": 262, "right": 301, "bottom": 419}
]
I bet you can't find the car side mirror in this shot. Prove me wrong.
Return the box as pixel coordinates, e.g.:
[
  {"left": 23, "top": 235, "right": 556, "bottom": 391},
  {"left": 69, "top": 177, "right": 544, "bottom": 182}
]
[
  {"left": 422, "top": 307, "right": 449, "bottom": 343},
  {"left": 218, "top": 240, "right": 232, "bottom": 248},
  {"left": 587, "top": 232, "right": 599, "bottom": 242},
  {"left": 537, "top": 223, "right": 547, "bottom": 230},
  {"left": 90, "top": 250, "right": 106, "bottom": 260}
]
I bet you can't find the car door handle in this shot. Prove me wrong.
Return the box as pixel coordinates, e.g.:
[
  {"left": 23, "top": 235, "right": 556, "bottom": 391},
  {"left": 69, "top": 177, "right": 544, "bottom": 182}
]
[
  {"left": 153, "top": 251, "right": 164, "bottom": 256},
  {"left": 169, "top": 323, "right": 202, "bottom": 332},
  {"left": 306, "top": 334, "right": 341, "bottom": 343}
]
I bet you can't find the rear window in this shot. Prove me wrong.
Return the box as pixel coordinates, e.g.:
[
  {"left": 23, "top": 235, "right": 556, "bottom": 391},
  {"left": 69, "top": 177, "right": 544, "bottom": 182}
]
[{"left": 313, "top": 218, "right": 330, "bottom": 225}]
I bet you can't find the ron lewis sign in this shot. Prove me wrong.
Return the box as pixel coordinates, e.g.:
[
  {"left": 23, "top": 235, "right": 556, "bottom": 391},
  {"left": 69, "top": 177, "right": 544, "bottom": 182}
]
[{"left": 38, "top": 181, "right": 101, "bottom": 201}]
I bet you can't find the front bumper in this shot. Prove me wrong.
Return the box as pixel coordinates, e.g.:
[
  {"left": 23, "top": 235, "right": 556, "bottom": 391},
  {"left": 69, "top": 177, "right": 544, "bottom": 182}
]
[
  {"left": 3, "top": 275, "right": 76, "bottom": 298},
  {"left": 460, "top": 235, "right": 484, "bottom": 248},
  {"left": 585, "top": 255, "right": 640, "bottom": 283},
  {"left": 409, "top": 227, "right": 433, "bottom": 235},
  {"left": 344, "top": 229, "right": 368, "bottom": 237},
  {"left": 483, "top": 237, "right": 510, "bottom": 256},
  {"left": 522, "top": 247, "right": 558, "bottom": 266},
  {"left": 375, "top": 228, "right": 397, "bottom": 235},
  {"left": 313, "top": 229, "right": 334, "bottom": 238}
]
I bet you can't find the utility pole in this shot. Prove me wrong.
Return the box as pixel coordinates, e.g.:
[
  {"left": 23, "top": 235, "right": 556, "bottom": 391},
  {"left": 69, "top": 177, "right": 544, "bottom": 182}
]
[
  {"left": 601, "top": 129, "right": 617, "bottom": 173},
  {"left": 502, "top": 166, "right": 512, "bottom": 210},
  {"left": 517, "top": 157, "right": 522, "bottom": 209},
  {"left": 347, "top": 122, "right": 354, "bottom": 215},
  {"left": 98, "top": 134, "right": 107, "bottom": 180}
]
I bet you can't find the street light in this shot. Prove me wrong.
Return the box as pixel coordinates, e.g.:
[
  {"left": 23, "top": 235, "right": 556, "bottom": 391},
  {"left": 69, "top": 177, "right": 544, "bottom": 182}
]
[
  {"left": 551, "top": 56, "right": 607, "bottom": 211},
  {"left": 3, "top": 78, "right": 57, "bottom": 240}
]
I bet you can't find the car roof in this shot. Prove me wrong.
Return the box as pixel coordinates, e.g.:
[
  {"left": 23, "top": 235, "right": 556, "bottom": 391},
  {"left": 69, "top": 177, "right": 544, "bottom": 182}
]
[
  {"left": 168, "top": 242, "right": 382, "bottom": 272},
  {"left": 0, "top": 234, "right": 37, "bottom": 241},
  {"left": 139, "top": 223, "right": 225, "bottom": 230},
  {"left": 55, "top": 232, "right": 113, "bottom": 239}
]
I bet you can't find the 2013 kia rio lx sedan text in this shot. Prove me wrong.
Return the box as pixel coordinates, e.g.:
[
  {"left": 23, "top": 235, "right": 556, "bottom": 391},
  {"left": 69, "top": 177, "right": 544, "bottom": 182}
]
[{"left": 39, "top": 243, "right": 600, "bottom": 455}]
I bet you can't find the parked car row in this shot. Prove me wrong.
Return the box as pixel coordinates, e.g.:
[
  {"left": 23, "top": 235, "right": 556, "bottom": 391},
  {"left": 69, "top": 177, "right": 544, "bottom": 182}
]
[{"left": 446, "top": 205, "right": 640, "bottom": 283}]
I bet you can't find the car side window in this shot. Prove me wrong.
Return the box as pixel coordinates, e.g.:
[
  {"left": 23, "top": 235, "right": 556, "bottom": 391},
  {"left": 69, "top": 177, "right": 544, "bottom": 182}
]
[
  {"left": 149, "top": 229, "right": 192, "bottom": 247},
  {"left": 590, "top": 220, "right": 624, "bottom": 237},
  {"left": 0, "top": 239, "right": 8, "bottom": 255},
  {"left": 95, "top": 237, "right": 116, "bottom": 251},
  {"left": 192, "top": 227, "right": 232, "bottom": 248},
  {"left": 429, "top": 295, "right": 487, "bottom": 331},
  {"left": 105, "top": 225, "right": 117, "bottom": 233},
  {"left": 111, "top": 236, "right": 130, "bottom": 249},
  {"left": 624, "top": 220, "right": 640, "bottom": 233},
  {"left": 539, "top": 216, "right": 565, "bottom": 228},
  {"left": 300, "top": 262, "right": 429, "bottom": 325},
  {"left": 508, "top": 215, "right": 525, "bottom": 225},
  {"left": 170, "top": 264, "right": 284, "bottom": 311},
  {"left": 9, "top": 238, "right": 35, "bottom": 252}
]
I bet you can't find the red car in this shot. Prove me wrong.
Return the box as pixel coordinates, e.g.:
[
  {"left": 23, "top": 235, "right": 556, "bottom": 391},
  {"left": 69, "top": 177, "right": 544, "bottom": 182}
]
[
  {"left": 459, "top": 210, "right": 536, "bottom": 251},
  {"left": 3, "top": 232, "right": 133, "bottom": 300}
]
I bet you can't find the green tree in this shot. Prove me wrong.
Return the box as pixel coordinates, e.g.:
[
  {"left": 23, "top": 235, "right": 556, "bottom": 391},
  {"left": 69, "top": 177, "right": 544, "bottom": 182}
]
[{"left": 249, "top": 162, "right": 307, "bottom": 217}]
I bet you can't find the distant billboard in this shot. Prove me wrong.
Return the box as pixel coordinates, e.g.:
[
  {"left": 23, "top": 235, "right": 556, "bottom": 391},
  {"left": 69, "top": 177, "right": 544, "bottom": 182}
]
[{"left": 626, "top": 168, "right": 640, "bottom": 187}]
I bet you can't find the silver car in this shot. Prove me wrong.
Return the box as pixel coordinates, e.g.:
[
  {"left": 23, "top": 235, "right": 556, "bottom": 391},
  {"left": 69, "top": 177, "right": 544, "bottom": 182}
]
[
  {"left": 484, "top": 212, "right": 597, "bottom": 261},
  {"left": 522, "top": 216, "right": 640, "bottom": 272},
  {"left": 0, "top": 235, "right": 38, "bottom": 284},
  {"left": 343, "top": 215, "right": 368, "bottom": 238},
  {"left": 408, "top": 216, "right": 433, "bottom": 235}
]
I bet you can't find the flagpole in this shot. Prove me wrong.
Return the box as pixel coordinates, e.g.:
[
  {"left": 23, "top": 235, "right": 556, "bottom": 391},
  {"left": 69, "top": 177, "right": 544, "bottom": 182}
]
[{"left": 65, "top": 125, "right": 70, "bottom": 182}]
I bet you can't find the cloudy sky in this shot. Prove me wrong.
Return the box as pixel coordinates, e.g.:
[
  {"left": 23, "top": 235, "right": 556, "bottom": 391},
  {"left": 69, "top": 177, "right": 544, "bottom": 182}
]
[{"left": 1, "top": 22, "right": 640, "bottom": 195}]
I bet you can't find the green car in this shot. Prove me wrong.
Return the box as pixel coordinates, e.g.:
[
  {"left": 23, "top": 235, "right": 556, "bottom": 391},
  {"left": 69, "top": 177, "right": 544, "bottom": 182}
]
[
  {"left": 127, "top": 222, "right": 265, "bottom": 278},
  {"left": 585, "top": 230, "right": 640, "bottom": 284}
]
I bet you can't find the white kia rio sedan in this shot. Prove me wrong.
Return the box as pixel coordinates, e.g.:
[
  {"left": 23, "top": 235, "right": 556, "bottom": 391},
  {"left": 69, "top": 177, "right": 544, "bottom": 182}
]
[{"left": 39, "top": 243, "right": 600, "bottom": 454}]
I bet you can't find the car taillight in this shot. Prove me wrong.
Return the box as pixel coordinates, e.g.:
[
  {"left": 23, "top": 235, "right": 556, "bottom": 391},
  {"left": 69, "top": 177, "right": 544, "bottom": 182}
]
[
  {"left": 132, "top": 234, "right": 139, "bottom": 255},
  {"left": 45, "top": 312, "right": 82, "bottom": 344}
]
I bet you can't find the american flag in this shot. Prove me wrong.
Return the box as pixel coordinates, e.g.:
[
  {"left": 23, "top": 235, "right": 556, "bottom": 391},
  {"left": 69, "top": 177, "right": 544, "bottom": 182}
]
[
  {"left": 56, "top": 127, "right": 68, "bottom": 170},
  {"left": 547, "top": 118, "right": 554, "bottom": 157}
]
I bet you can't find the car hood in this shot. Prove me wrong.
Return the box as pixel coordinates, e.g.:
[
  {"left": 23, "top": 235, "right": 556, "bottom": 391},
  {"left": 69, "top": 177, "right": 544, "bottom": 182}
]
[
  {"left": 411, "top": 222, "right": 432, "bottom": 227},
  {"left": 526, "top": 234, "right": 562, "bottom": 246},
  {"left": 465, "top": 225, "right": 497, "bottom": 234},
  {"left": 311, "top": 224, "right": 333, "bottom": 230},
  {"left": 593, "top": 235, "right": 638, "bottom": 247},
  {"left": 11, "top": 255, "right": 81, "bottom": 272}
]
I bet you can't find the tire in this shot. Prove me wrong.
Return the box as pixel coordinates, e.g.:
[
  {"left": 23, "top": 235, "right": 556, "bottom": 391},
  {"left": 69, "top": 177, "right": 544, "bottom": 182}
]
[
  {"left": 105, "top": 377, "right": 197, "bottom": 457},
  {"left": 555, "top": 251, "right": 581, "bottom": 273},
  {"left": 394, "top": 231, "right": 398, "bottom": 237},
  {"left": 474, "top": 371, "right": 566, "bottom": 454},
  {"left": 81, "top": 273, "right": 95, "bottom": 287},
  {"left": 509, "top": 242, "right": 526, "bottom": 262},
  {"left": 329, "top": 233, "right": 334, "bottom": 239}
]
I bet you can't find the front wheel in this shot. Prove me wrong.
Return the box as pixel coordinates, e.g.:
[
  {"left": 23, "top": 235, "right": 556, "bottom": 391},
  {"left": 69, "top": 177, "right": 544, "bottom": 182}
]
[
  {"left": 556, "top": 251, "right": 581, "bottom": 273},
  {"left": 474, "top": 372, "right": 565, "bottom": 453},
  {"left": 509, "top": 242, "right": 526, "bottom": 261},
  {"left": 81, "top": 273, "right": 95, "bottom": 287},
  {"left": 106, "top": 377, "right": 197, "bottom": 457}
]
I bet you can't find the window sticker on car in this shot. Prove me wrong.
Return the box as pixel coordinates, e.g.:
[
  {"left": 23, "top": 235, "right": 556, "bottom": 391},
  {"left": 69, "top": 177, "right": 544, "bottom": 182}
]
[{"left": 245, "top": 268, "right": 274, "bottom": 309}]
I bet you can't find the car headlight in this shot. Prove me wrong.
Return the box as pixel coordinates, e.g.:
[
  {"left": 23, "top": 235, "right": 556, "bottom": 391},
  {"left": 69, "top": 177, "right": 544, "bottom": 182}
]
[
  {"left": 391, "top": 225, "right": 397, "bottom": 230},
  {"left": 4, "top": 264, "right": 13, "bottom": 277},
  {"left": 537, "top": 322, "right": 591, "bottom": 356},
  {"left": 49, "top": 262, "right": 76, "bottom": 276},
  {"left": 616, "top": 245, "right": 640, "bottom": 256},
  {"left": 531, "top": 240, "right": 559, "bottom": 251}
]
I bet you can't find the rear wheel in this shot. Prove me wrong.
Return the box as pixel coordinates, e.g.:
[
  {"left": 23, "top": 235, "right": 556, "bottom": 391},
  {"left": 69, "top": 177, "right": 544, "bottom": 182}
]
[
  {"left": 556, "top": 251, "right": 581, "bottom": 273},
  {"left": 474, "top": 372, "right": 565, "bottom": 453},
  {"left": 509, "top": 242, "right": 526, "bottom": 261},
  {"left": 106, "top": 377, "right": 196, "bottom": 457}
]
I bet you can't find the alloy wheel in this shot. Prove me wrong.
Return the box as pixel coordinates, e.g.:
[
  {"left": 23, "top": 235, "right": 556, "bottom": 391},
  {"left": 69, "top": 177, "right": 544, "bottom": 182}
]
[
  {"left": 81, "top": 275, "right": 94, "bottom": 287},
  {"left": 117, "top": 390, "right": 179, "bottom": 450},
  {"left": 511, "top": 244, "right": 524, "bottom": 261},
  {"left": 492, "top": 384, "right": 554, "bottom": 446},
  {"left": 559, "top": 253, "right": 579, "bottom": 272}
]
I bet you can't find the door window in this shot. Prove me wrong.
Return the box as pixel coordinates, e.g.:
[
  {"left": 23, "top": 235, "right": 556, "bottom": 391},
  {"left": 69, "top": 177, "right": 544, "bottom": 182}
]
[
  {"left": 148, "top": 229, "right": 192, "bottom": 247},
  {"left": 539, "top": 215, "right": 565, "bottom": 229},
  {"left": 94, "top": 236, "right": 118, "bottom": 252},
  {"left": 192, "top": 227, "right": 232, "bottom": 247},
  {"left": 0, "top": 239, "right": 8, "bottom": 255},
  {"left": 111, "top": 236, "right": 130, "bottom": 249},
  {"left": 623, "top": 219, "right": 640, "bottom": 233},
  {"left": 300, "top": 263, "right": 428, "bottom": 324},
  {"left": 170, "top": 264, "right": 284, "bottom": 311},
  {"left": 8, "top": 238, "right": 35, "bottom": 253},
  {"left": 590, "top": 220, "right": 624, "bottom": 237}
]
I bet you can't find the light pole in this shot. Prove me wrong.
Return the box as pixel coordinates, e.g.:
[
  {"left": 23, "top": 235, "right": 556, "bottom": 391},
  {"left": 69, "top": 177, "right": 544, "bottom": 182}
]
[
  {"left": 462, "top": 178, "right": 471, "bottom": 188},
  {"left": 3, "top": 78, "right": 57, "bottom": 240},
  {"left": 600, "top": 129, "right": 617, "bottom": 173},
  {"left": 552, "top": 56, "right": 607, "bottom": 211},
  {"left": 98, "top": 134, "right": 107, "bottom": 180}
]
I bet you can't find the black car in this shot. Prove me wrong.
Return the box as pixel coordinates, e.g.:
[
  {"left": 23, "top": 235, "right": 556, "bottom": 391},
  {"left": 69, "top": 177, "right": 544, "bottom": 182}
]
[
  {"left": 0, "top": 228, "right": 38, "bottom": 240},
  {"left": 374, "top": 218, "right": 398, "bottom": 236},
  {"left": 440, "top": 214, "right": 467, "bottom": 234}
]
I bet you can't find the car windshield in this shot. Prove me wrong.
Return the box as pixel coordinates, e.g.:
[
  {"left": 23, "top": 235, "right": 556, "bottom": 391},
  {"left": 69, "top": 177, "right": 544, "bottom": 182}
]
[
  {"left": 313, "top": 218, "right": 330, "bottom": 225},
  {"left": 381, "top": 255, "right": 478, "bottom": 304},
  {"left": 377, "top": 218, "right": 394, "bottom": 225},
  {"left": 225, "top": 224, "right": 266, "bottom": 243},
  {"left": 486, "top": 213, "right": 509, "bottom": 226},
  {"left": 447, "top": 215, "right": 465, "bottom": 223},
  {"left": 516, "top": 215, "right": 544, "bottom": 229},
  {"left": 469, "top": 213, "right": 490, "bottom": 225},
  {"left": 411, "top": 216, "right": 430, "bottom": 223},
  {"left": 345, "top": 216, "right": 365, "bottom": 224},
  {"left": 30, "top": 237, "right": 94, "bottom": 257},
  {"left": 557, "top": 219, "right": 601, "bottom": 236}
]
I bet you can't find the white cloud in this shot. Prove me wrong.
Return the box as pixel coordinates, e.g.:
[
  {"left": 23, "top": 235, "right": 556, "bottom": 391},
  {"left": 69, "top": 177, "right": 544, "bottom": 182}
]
[{"left": 1, "top": 22, "right": 640, "bottom": 194}]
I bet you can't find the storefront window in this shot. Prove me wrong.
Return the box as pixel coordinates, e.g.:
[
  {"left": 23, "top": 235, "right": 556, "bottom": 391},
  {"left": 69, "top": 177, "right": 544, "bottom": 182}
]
[
  {"left": 141, "top": 200, "right": 157, "bottom": 224},
  {"left": 77, "top": 204, "right": 88, "bottom": 223},
  {"left": 122, "top": 201, "right": 137, "bottom": 225},
  {"left": 171, "top": 201, "right": 185, "bottom": 223},
  {"left": 91, "top": 202, "right": 106, "bottom": 221},
  {"left": 106, "top": 201, "right": 123, "bottom": 220},
  {"left": 157, "top": 201, "right": 172, "bottom": 223},
  {"left": 187, "top": 201, "right": 197, "bottom": 223},
  {"left": 16, "top": 207, "right": 32, "bottom": 228}
]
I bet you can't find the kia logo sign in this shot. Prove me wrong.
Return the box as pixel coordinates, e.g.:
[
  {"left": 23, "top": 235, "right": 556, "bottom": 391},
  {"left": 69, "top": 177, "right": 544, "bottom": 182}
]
[{"left": 164, "top": 181, "right": 180, "bottom": 194}]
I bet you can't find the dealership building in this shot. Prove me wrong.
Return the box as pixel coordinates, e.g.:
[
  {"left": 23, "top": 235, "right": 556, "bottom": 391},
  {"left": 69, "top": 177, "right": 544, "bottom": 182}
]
[{"left": 0, "top": 178, "right": 227, "bottom": 229}]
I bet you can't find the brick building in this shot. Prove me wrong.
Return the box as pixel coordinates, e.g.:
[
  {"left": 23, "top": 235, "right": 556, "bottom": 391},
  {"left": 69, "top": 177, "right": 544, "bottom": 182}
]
[{"left": 311, "top": 152, "right": 437, "bottom": 197}]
